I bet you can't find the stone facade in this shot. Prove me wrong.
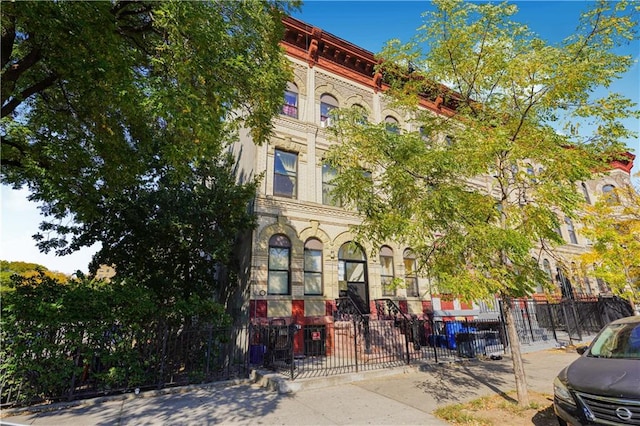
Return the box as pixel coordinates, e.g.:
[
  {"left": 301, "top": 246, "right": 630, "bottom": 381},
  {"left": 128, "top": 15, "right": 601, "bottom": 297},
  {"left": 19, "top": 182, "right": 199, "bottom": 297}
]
[{"left": 232, "top": 16, "right": 636, "bottom": 332}]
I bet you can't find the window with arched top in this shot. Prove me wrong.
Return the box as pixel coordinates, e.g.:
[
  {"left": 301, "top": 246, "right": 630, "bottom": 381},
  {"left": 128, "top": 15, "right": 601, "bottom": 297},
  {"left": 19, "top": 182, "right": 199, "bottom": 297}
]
[
  {"left": 403, "top": 249, "right": 419, "bottom": 297},
  {"left": 320, "top": 94, "right": 338, "bottom": 127},
  {"left": 379, "top": 246, "right": 395, "bottom": 296},
  {"left": 304, "top": 238, "right": 323, "bottom": 295},
  {"left": 282, "top": 82, "right": 298, "bottom": 118},
  {"left": 602, "top": 184, "right": 618, "bottom": 204},
  {"left": 384, "top": 115, "right": 400, "bottom": 134},
  {"left": 352, "top": 104, "right": 368, "bottom": 124},
  {"left": 268, "top": 234, "right": 291, "bottom": 295}
]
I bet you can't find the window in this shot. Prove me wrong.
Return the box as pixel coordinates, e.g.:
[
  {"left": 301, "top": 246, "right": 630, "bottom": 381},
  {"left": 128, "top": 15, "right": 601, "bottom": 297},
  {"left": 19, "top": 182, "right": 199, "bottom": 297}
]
[
  {"left": 581, "top": 182, "right": 591, "bottom": 204},
  {"left": 320, "top": 94, "right": 338, "bottom": 127},
  {"left": 268, "top": 234, "right": 291, "bottom": 295},
  {"left": 353, "top": 104, "right": 368, "bottom": 124},
  {"left": 384, "top": 116, "right": 400, "bottom": 134},
  {"left": 322, "top": 164, "right": 341, "bottom": 207},
  {"left": 541, "top": 259, "right": 552, "bottom": 293},
  {"left": 553, "top": 214, "right": 564, "bottom": 241},
  {"left": 282, "top": 82, "right": 298, "bottom": 118},
  {"left": 526, "top": 164, "right": 534, "bottom": 176},
  {"left": 571, "top": 262, "right": 581, "bottom": 295},
  {"left": 274, "top": 149, "right": 297, "bottom": 198},
  {"left": 304, "top": 239, "right": 323, "bottom": 295},
  {"left": 380, "top": 246, "right": 395, "bottom": 296},
  {"left": 602, "top": 184, "right": 618, "bottom": 204},
  {"left": 565, "top": 217, "right": 578, "bottom": 244},
  {"left": 404, "top": 249, "right": 419, "bottom": 297}
]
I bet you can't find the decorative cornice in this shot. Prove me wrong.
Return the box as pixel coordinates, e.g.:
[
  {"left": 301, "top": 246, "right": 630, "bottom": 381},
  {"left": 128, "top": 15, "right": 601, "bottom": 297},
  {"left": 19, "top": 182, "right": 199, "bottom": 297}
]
[{"left": 281, "top": 16, "right": 457, "bottom": 116}]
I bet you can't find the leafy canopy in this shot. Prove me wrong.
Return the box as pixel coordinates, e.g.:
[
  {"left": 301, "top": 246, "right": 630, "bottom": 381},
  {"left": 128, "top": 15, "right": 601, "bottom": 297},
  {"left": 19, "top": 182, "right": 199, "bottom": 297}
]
[
  {"left": 326, "top": 0, "right": 638, "bottom": 301},
  {"left": 580, "top": 180, "right": 640, "bottom": 306},
  {"left": 1, "top": 1, "right": 298, "bottom": 296}
]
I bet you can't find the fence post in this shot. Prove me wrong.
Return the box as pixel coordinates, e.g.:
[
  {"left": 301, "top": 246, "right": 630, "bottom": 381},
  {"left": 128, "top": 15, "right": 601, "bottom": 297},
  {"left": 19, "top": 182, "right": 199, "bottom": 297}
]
[
  {"left": 431, "top": 317, "right": 439, "bottom": 363},
  {"left": 353, "top": 319, "right": 359, "bottom": 373},
  {"left": 523, "top": 301, "right": 535, "bottom": 342},
  {"left": 405, "top": 320, "right": 411, "bottom": 365},
  {"left": 546, "top": 303, "right": 558, "bottom": 342}
]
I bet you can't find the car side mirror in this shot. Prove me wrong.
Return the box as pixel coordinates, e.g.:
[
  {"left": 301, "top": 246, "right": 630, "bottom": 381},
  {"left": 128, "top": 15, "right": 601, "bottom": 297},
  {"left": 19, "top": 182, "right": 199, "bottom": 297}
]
[{"left": 576, "top": 345, "right": 588, "bottom": 355}]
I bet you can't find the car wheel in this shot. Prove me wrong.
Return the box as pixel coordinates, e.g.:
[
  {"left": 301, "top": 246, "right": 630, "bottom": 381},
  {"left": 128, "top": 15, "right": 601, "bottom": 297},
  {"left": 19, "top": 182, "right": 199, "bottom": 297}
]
[{"left": 556, "top": 416, "right": 568, "bottom": 426}]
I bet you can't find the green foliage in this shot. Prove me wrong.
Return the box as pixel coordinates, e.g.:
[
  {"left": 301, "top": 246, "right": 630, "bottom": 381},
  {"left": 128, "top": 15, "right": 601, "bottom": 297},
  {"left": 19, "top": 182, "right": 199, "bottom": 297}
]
[
  {"left": 327, "top": 0, "right": 638, "bottom": 302},
  {"left": 1, "top": 272, "right": 229, "bottom": 405},
  {"left": 580, "top": 181, "right": 640, "bottom": 306},
  {"left": 0, "top": 260, "right": 69, "bottom": 290},
  {"left": 1, "top": 1, "right": 298, "bottom": 301}
]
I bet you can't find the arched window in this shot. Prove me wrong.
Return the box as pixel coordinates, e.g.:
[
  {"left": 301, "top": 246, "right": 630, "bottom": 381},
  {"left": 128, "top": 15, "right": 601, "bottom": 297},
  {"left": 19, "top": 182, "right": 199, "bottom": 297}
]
[
  {"left": 352, "top": 104, "right": 368, "bottom": 124},
  {"left": 379, "top": 246, "right": 395, "bottom": 296},
  {"left": 602, "top": 184, "right": 617, "bottom": 204},
  {"left": 384, "top": 115, "right": 400, "bottom": 134},
  {"left": 403, "top": 249, "right": 419, "bottom": 297},
  {"left": 320, "top": 94, "right": 338, "bottom": 127},
  {"left": 268, "top": 234, "right": 291, "bottom": 295},
  {"left": 282, "top": 82, "right": 298, "bottom": 118},
  {"left": 581, "top": 182, "right": 591, "bottom": 204},
  {"left": 304, "top": 238, "right": 323, "bottom": 295},
  {"left": 565, "top": 217, "right": 578, "bottom": 244}
]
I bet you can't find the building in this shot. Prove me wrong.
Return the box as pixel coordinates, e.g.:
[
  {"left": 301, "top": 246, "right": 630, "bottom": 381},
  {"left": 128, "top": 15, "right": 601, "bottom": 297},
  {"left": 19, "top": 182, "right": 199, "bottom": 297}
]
[{"left": 231, "top": 16, "right": 636, "bottom": 338}]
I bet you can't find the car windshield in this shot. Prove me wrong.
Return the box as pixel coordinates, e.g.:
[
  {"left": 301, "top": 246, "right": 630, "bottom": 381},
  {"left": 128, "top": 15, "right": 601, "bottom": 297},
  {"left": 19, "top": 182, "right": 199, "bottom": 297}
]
[{"left": 588, "top": 321, "right": 640, "bottom": 359}]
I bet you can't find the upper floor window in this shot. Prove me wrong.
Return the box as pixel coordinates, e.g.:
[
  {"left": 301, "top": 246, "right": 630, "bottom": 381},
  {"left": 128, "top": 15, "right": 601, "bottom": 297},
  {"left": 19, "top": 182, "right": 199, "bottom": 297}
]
[
  {"left": 352, "top": 104, "right": 368, "bottom": 124},
  {"left": 552, "top": 214, "right": 564, "bottom": 241},
  {"left": 403, "top": 249, "right": 419, "bottom": 297},
  {"left": 304, "top": 238, "right": 323, "bottom": 295},
  {"left": 384, "top": 116, "right": 400, "bottom": 134},
  {"left": 320, "top": 94, "right": 338, "bottom": 127},
  {"left": 380, "top": 246, "right": 395, "bottom": 296},
  {"left": 602, "top": 184, "right": 618, "bottom": 204},
  {"left": 581, "top": 182, "right": 591, "bottom": 204},
  {"left": 282, "top": 82, "right": 298, "bottom": 118},
  {"left": 268, "top": 234, "right": 291, "bottom": 295},
  {"left": 322, "top": 164, "right": 341, "bottom": 207},
  {"left": 565, "top": 217, "right": 578, "bottom": 244},
  {"left": 526, "top": 164, "right": 534, "bottom": 176},
  {"left": 274, "top": 149, "right": 297, "bottom": 198}
]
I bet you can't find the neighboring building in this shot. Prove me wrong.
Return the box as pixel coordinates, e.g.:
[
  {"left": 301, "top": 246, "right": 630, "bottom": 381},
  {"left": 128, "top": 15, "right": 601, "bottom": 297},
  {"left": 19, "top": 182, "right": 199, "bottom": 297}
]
[{"left": 231, "top": 17, "right": 635, "bottom": 335}]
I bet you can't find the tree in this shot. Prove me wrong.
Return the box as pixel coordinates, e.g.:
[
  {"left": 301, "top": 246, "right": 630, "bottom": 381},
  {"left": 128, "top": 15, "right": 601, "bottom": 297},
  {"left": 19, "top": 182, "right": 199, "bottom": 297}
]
[
  {"left": 326, "top": 0, "right": 638, "bottom": 406},
  {"left": 580, "top": 177, "right": 640, "bottom": 311},
  {"left": 0, "top": 260, "right": 69, "bottom": 290},
  {"left": 1, "top": 1, "right": 298, "bottom": 299}
]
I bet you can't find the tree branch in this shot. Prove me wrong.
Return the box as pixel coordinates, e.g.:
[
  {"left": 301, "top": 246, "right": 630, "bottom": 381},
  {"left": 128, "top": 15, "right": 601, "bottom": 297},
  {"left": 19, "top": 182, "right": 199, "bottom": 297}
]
[{"left": 1, "top": 72, "right": 57, "bottom": 118}]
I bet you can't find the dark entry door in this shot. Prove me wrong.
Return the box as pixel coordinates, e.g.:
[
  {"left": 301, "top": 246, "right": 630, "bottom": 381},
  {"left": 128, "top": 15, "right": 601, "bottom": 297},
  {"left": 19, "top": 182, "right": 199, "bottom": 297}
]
[{"left": 338, "top": 243, "right": 369, "bottom": 314}]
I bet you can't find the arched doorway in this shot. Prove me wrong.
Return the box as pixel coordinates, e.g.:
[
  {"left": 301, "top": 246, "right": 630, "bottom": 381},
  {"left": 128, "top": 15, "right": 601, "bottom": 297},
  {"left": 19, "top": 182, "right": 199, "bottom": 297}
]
[{"left": 338, "top": 242, "right": 370, "bottom": 313}]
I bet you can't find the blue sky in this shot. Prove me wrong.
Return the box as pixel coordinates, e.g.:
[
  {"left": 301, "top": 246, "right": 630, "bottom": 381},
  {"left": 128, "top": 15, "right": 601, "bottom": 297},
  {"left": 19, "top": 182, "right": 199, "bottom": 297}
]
[
  {"left": 292, "top": 1, "right": 639, "bottom": 148},
  {"left": 1, "top": 1, "right": 639, "bottom": 274}
]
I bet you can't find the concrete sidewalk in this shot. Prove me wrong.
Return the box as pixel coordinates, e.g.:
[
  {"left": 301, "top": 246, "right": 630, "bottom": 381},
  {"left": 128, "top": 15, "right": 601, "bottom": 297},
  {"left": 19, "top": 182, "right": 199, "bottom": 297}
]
[{"left": 1, "top": 349, "right": 579, "bottom": 425}]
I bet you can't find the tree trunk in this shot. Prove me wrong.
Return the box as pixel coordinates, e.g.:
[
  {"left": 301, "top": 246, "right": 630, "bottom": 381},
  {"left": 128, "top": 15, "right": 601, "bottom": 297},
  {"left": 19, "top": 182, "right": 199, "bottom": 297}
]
[{"left": 503, "top": 299, "right": 530, "bottom": 406}]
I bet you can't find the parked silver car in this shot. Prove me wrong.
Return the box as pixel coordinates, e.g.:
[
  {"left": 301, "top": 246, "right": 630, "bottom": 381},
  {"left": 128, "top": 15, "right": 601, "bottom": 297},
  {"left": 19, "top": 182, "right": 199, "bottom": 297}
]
[{"left": 554, "top": 315, "right": 640, "bottom": 425}]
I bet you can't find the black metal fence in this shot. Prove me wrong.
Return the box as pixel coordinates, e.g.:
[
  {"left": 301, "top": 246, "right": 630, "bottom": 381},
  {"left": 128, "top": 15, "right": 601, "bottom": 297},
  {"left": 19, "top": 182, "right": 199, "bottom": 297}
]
[
  {"left": 2, "top": 295, "right": 633, "bottom": 407},
  {"left": 1, "top": 324, "right": 251, "bottom": 408}
]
